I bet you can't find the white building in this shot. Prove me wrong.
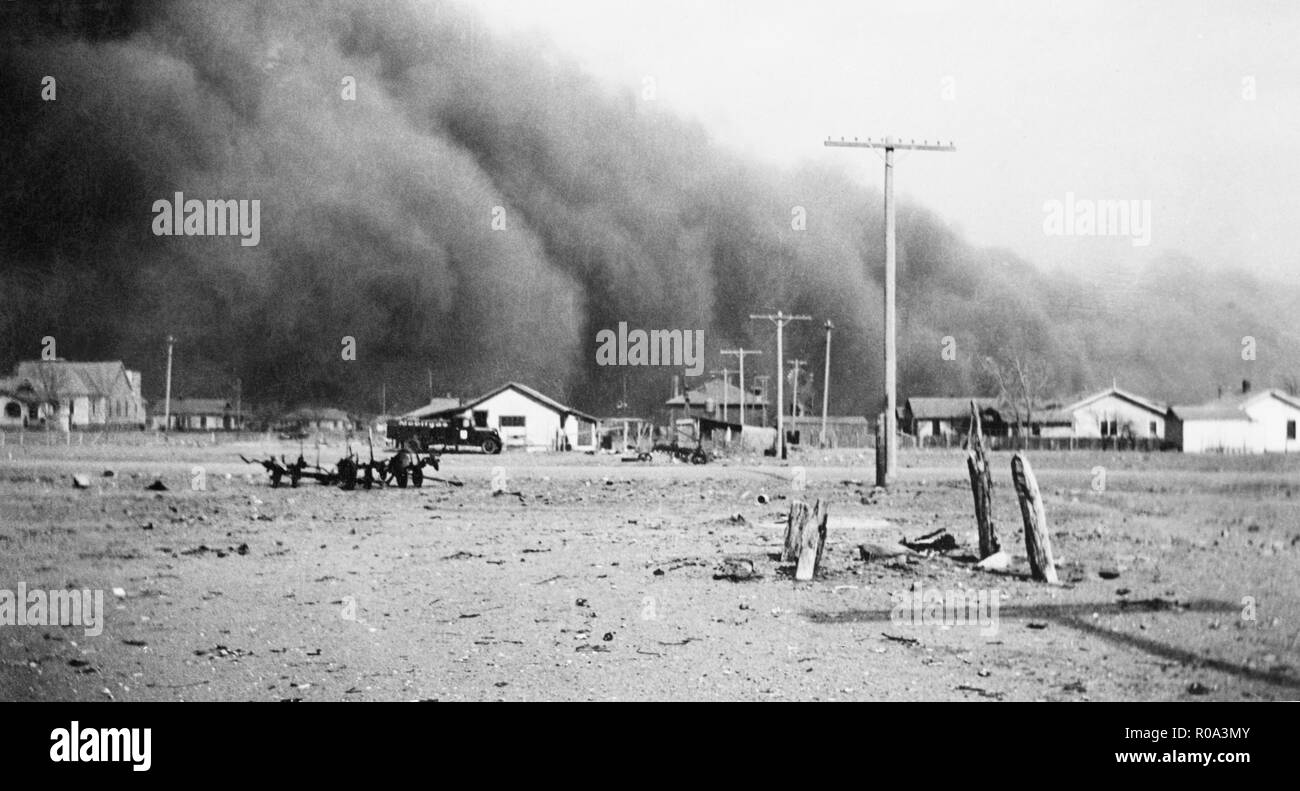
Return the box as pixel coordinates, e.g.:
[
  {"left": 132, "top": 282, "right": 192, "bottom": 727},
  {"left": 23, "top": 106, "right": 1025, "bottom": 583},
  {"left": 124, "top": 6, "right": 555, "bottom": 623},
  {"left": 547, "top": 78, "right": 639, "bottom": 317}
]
[
  {"left": 423, "top": 382, "right": 598, "bottom": 452},
  {"left": 1048, "top": 385, "right": 1167, "bottom": 440},
  {"left": 1169, "top": 385, "right": 1300, "bottom": 453}
]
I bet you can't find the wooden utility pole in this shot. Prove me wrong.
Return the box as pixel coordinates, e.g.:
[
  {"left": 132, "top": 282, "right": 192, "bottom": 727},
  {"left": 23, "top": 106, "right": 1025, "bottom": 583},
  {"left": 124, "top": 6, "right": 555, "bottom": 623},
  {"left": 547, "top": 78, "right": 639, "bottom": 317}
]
[
  {"left": 820, "top": 320, "right": 833, "bottom": 448},
  {"left": 721, "top": 348, "right": 762, "bottom": 427},
  {"left": 787, "top": 359, "right": 807, "bottom": 418},
  {"left": 708, "top": 368, "right": 730, "bottom": 422},
  {"left": 825, "top": 136, "right": 955, "bottom": 486},
  {"left": 163, "top": 335, "right": 175, "bottom": 432},
  {"left": 750, "top": 312, "right": 811, "bottom": 459},
  {"left": 755, "top": 375, "right": 771, "bottom": 427}
]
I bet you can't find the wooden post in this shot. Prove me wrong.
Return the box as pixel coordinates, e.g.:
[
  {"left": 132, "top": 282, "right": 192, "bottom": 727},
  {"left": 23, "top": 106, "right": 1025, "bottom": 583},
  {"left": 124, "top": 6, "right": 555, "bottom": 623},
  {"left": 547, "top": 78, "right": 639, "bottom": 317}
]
[
  {"left": 874, "top": 412, "right": 887, "bottom": 487},
  {"left": 782, "top": 500, "right": 808, "bottom": 562},
  {"left": 1011, "top": 452, "right": 1058, "bottom": 583},
  {"left": 795, "top": 499, "right": 829, "bottom": 582},
  {"left": 783, "top": 498, "right": 829, "bottom": 581},
  {"left": 966, "top": 401, "right": 999, "bottom": 559}
]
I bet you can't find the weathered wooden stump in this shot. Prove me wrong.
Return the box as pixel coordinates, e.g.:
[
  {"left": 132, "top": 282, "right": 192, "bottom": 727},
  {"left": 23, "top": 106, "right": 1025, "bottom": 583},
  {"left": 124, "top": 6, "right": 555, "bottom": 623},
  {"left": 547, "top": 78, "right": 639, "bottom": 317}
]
[
  {"left": 782, "top": 498, "right": 829, "bottom": 580},
  {"left": 782, "top": 500, "right": 808, "bottom": 562},
  {"left": 1011, "top": 452, "right": 1058, "bottom": 583},
  {"left": 966, "top": 401, "right": 1000, "bottom": 558}
]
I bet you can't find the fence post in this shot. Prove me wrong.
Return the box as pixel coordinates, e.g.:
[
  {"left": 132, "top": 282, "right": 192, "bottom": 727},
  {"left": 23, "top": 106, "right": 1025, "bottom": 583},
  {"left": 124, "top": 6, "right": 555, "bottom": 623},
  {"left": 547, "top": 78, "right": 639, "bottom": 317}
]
[
  {"left": 1011, "top": 453, "right": 1058, "bottom": 583},
  {"left": 966, "top": 401, "right": 999, "bottom": 559}
]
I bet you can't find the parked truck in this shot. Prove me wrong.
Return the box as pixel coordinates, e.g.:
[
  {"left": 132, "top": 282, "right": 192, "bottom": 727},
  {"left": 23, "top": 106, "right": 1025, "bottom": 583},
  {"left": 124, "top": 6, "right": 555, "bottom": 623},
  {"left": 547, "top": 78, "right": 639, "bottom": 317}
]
[{"left": 386, "top": 416, "right": 503, "bottom": 454}]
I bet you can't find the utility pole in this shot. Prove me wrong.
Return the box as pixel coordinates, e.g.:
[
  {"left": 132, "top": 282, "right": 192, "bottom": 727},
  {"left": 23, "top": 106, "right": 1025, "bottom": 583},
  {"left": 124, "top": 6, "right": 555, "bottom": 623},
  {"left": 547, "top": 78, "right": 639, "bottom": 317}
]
[
  {"left": 821, "top": 320, "right": 833, "bottom": 448},
  {"left": 381, "top": 383, "right": 387, "bottom": 416},
  {"left": 825, "top": 136, "right": 955, "bottom": 486},
  {"left": 750, "top": 312, "right": 811, "bottom": 459},
  {"left": 708, "top": 368, "right": 730, "bottom": 423},
  {"left": 721, "top": 348, "right": 762, "bottom": 427},
  {"left": 235, "top": 376, "right": 242, "bottom": 432},
  {"left": 755, "top": 375, "right": 771, "bottom": 427},
  {"left": 787, "top": 359, "right": 808, "bottom": 418},
  {"left": 163, "top": 335, "right": 174, "bottom": 432},
  {"left": 428, "top": 368, "right": 434, "bottom": 402}
]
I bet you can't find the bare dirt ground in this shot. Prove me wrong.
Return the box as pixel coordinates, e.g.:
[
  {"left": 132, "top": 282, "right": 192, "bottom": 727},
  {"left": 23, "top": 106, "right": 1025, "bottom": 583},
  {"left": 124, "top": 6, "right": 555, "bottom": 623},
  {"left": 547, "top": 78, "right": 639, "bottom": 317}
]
[{"left": 1, "top": 435, "right": 1297, "bottom": 701}]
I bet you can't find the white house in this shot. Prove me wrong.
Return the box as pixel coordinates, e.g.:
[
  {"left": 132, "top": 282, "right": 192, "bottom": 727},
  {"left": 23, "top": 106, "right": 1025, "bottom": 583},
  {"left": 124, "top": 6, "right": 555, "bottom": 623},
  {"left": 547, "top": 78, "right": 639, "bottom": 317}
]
[
  {"left": 422, "top": 382, "right": 598, "bottom": 451},
  {"left": 1051, "top": 385, "right": 1167, "bottom": 440},
  {"left": 1169, "top": 384, "right": 1300, "bottom": 453},
  {"left": 5, "top": 360, "right": 146, "bottom": 430}
]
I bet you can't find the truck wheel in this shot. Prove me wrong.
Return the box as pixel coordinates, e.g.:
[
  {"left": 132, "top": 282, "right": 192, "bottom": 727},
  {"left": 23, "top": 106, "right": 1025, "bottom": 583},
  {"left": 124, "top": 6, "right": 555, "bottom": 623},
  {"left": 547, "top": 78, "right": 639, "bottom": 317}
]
[
  {"left": 411, "top": 466, "right": 424, "bottom": 488},
  {"left": 482, "top": 438, "right": 501, "bottom": 454},
  {"left": 394, "top": 468, "right": 408, "bottom": 488}
]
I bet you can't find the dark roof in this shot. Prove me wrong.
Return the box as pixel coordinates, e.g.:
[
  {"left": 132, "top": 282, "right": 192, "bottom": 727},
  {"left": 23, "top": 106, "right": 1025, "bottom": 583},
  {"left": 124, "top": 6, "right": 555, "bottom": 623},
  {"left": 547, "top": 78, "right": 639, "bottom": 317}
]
[
  {"left": 665, "top": 377, "right": 769, "bottom": 408},
  {"left": 905, "top": 397, "right": 998, "bottom": 420}
]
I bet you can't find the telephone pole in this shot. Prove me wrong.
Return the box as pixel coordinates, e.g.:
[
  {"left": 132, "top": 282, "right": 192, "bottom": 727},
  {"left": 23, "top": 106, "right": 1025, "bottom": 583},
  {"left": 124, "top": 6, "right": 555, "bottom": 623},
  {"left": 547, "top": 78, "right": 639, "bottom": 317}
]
[
  {"left": 721, "top": 348, "right": 762, "bottom": 427},
  {"left": 787, "top": 359, "right": 807, "bottom": 418},
  {"left": 750, "top": 311, "right": 811, "bottom": 459},
  {"left": 825, "top": 136, "right": 955, "bottom": 486},
  {"left": 708, "top": 368, "right": 730, "bottom": 423},
  {"left": 163, "top": 335, "right": 174, "bottom": 432},
  {"left": 821, "top": 320, "right": 833, "bottom": 448}
]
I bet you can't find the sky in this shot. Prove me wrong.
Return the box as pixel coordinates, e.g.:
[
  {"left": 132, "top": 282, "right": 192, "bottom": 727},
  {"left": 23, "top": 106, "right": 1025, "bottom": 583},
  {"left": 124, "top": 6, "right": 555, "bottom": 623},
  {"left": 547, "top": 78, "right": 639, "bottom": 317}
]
[{"left": 470, "top": 0, "right": 1300, "bottom": 283}]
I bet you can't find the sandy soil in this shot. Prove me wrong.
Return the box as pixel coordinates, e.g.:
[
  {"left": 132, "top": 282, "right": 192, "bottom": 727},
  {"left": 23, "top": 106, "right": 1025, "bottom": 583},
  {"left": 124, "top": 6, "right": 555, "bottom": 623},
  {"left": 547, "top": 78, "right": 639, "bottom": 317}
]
[{"left": 1, "top": 436, "right": 1297, "bottom": 701}]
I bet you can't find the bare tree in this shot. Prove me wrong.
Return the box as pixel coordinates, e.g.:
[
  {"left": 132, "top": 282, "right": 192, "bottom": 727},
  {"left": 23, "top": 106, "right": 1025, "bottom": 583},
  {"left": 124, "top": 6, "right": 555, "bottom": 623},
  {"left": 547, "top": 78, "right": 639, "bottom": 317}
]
[
  {"left": 1280, "top": 374, "right": 1300, "bottom": 398},
  {"left": 28, "top": 362, "right": 68, "bottom": 428},
  {"left": 982, "top": 353, "right": 1053, "bottom": 449}
]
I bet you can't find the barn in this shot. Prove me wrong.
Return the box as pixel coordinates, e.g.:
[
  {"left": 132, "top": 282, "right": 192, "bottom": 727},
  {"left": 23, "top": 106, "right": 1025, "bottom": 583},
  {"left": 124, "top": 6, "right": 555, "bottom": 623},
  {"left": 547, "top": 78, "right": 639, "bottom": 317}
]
[
  {"left": 420, "top": 382, "right": 598, "bottom": 452},
  {"left": 1168, "top": 384, "right": 1300, "bottom": 453}
]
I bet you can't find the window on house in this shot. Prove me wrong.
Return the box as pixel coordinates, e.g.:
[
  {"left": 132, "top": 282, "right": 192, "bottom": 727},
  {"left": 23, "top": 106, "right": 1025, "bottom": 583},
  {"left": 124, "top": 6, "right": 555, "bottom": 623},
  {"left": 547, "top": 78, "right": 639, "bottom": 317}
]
[
  {"left": 932, "top": 419, "right": 941, "bottom": 435},
  {"left": 473, "top": 410, "right": 489, "bottom": 428},
  {"left": 1149, "top": 421, "right": 1158, "bottom": 436},
  {"left": 4, "top": 402, "right": 20, "bottom": 419},
  {"left": 499, "top": 416, "right": 526, "bottom": 428},
  {"left": 1109, "top": 420, "right": 1118, "bottom": 436},
  {"left": 1288, "top": 420, "right": 1297, "bottom": 440},
  {"left": 1100, "top": 420, "right": 1109, "bottom": 437}
]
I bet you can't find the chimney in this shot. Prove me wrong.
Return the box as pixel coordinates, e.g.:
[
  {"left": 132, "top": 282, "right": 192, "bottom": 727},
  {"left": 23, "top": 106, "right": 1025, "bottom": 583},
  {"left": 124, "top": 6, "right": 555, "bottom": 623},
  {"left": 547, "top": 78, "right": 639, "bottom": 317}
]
[
  {"left": 1242, "top": 379, "right": 1252, "bottom": 395},
  {"left": 672, "top": 375, "right": 681, "bottom": 398}
]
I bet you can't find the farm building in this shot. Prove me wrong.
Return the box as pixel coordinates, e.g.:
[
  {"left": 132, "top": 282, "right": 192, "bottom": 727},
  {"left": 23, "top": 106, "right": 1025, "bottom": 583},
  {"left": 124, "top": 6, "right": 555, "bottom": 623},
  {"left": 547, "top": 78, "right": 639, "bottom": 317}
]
[
  {"left": 416, "top": 382, "right": 598, "bottom": 451},
  {"left": 279, "top": 407, "right": 354, "bottom": 434},
  {"left": 785, "top": 415, "right": 873, "bottom": 448},
  {"left": 665, "top": 376, "right": 769, "bottom": 425},
  {"left": 1168, "top": 383, "right": 1300, "bottom": 453},
  {"left": 4, "top": 360, "right": 146, "bottom": 430},
  {"left": 154, "top": 398, "right": 247, "bottom": 431},
  {"left": 903, "top": 397, "right": 1002, "bottom": 439},
  {"left": 1047, "top": 385, "right": 1167, "bottom": 440}
]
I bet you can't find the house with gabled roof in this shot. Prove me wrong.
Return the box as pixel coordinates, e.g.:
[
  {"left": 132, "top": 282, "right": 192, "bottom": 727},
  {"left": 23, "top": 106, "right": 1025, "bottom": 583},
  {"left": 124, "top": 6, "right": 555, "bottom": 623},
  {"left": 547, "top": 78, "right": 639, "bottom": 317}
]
[
  {"left": 415, "top": 382, "right": 598, "bottom": 451},
  {"left": 1046, "top": 384, "right": 1168, "bottom": 440},
  {"left": 1168, "top": 381, "right": 1300, "bottom": 453},
  {"left": 5, "top": 360, "right": 146, "bottom": 429}
]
